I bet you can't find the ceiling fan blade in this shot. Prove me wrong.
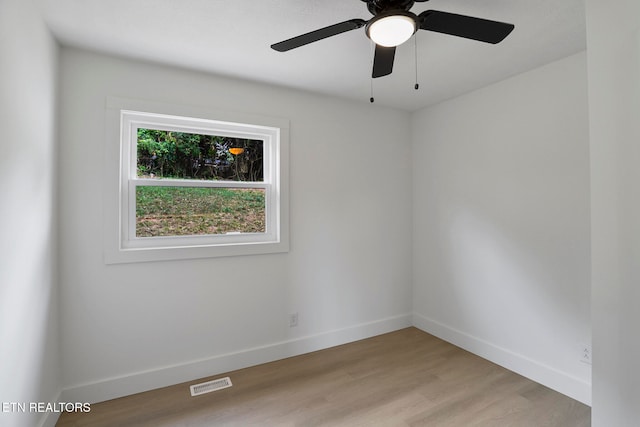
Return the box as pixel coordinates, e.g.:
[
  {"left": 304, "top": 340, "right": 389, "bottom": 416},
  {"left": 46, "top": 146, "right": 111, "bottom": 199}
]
[
  {"left": 418, "top": 10, "right": 514, "bottom": 44},
  {"left": 271, "top": 19, "right": 367, "bottom": 52},
  {"left": 372, "top": 45, "right": 395, "bottom": 78}
]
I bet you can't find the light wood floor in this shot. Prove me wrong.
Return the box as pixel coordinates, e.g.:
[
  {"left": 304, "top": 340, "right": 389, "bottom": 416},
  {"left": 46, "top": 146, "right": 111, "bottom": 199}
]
[{"left": 56, "top": 328, "right": 590, "bottom": 426}]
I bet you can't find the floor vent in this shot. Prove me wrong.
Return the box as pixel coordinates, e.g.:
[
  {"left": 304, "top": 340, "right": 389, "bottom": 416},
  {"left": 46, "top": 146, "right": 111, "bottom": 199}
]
[{"left": 190, "top": 377, "right": 233, "bottom": 396}]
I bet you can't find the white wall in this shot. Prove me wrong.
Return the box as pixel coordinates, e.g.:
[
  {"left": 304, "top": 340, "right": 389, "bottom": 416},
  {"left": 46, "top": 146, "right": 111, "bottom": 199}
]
[
  {"left": 57, "top": 48, "right": 413, "bottom": 402},
  {"left": 0, "top": 1, "right": 61, "bottom": 427},
  {"left": 586, "top": 0, "right": 640, "bottom": 425},
  {"left": 8, "top": 3, "right": 639, "bottom": 420},
  {"left": 4, "top": 7, "right": 604, "bottom": 413},
  {"left": 411, "top": 53, "right": 591, "bottom": 404}
]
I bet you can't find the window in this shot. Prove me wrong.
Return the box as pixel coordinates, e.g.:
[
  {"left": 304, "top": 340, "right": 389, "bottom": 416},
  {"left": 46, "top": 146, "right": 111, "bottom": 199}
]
[{"left": 104, "top": 99, "right": 289, "bottom": 263}]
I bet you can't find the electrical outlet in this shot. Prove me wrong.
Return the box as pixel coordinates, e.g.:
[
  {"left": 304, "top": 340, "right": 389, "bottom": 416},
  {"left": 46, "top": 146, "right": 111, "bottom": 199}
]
[
  {"left": 580, "top": 344, "right": 592, "bottom": 365},
  {"left": 289, "top": 312, "right": 299, "bottom": 328}
]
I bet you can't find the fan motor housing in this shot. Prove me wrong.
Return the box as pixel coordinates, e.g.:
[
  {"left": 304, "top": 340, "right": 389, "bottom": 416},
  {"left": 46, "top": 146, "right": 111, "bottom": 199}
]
[{"left": 362, "top": 0, "right": 419, "bottom": 15}]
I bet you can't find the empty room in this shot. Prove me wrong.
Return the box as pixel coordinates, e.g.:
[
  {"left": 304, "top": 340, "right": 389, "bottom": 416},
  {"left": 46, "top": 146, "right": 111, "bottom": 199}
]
[{"left": 1, "top": 0, "right": 638, "bottom": 426}]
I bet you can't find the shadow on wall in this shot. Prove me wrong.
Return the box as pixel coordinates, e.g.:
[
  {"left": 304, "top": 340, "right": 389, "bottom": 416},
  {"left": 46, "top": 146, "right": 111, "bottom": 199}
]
[{"left": 436, "top": 207, "right": 589, "bottom": 362}]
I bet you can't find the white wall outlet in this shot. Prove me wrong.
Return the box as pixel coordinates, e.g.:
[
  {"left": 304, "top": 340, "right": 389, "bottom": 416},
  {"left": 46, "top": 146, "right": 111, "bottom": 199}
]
[
  {"left": 580, "top": 344, "right": 592, "bottom": 365},
  {"left": 289, "top": 312, "right": 298, "bottom": 328}
]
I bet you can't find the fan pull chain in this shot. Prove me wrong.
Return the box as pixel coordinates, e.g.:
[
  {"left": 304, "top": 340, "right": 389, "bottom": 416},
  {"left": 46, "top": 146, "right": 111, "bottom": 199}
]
[
  {"left": 370, "top": 41, "right": 375, "bottom": 103},
  {"left": 370, "top": 77, "right": 375, "bottom": 103},
  {"left": 414, "top": 35, "right": 420, "bottom": 90}
]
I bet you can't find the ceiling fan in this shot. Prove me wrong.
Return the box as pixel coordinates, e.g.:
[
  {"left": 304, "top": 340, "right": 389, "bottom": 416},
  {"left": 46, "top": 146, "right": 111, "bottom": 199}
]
[{"left": 271, "top": 0, "right": 515, "bottom": 79}]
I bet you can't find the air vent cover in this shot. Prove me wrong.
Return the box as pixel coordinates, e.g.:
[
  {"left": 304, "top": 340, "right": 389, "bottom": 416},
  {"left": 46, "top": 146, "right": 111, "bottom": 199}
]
[{"left": 189, "top": 377, "right": 233, "bottom": 396}]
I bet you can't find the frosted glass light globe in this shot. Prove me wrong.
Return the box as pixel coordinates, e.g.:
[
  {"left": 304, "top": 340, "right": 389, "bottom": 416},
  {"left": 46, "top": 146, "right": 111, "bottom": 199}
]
[{"left": 367, "top": 14, "right": 416, "bottom": 47}]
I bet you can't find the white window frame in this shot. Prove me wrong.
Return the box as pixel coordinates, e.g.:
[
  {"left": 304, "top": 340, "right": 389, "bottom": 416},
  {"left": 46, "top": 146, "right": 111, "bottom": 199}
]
[{"left": 104, "top": 97, "right": 289, "bottom": 264}]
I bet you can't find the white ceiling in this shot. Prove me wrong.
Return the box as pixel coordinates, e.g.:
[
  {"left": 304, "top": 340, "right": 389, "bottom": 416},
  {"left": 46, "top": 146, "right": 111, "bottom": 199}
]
[{"left": 39, "top": 0, "right": 586, "bottom": 111}]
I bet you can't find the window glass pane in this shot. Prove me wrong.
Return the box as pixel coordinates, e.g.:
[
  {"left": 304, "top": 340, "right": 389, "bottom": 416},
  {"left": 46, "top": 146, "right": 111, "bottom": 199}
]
[
  {"left": 136, "top": 186, "right": 265, "bottom": 237},
  {"left": 137, "top": 128, "right": 264, "bottom": 182}
]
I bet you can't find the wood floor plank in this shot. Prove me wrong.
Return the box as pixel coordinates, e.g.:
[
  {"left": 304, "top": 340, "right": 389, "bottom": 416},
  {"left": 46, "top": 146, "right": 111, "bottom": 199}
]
[{"left": 56, "top": 328, "right": 590, "bottom": 426}]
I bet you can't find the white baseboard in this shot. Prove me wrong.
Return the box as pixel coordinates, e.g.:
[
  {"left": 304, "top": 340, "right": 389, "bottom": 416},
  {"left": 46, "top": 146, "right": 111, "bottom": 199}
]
[
  {"left": 59, "top": 312, "right": 590, "bottom": 408},
  {"left": 38, "top": 390, "right": 62, "bottom": 427},
  {"left": 61, "top": 313, "right": 412, "bottom": 404},
  {"left": 39, "top": 410, "right": 60, "bottom": 427},
  {"left": 412, "top": 313, "right": 591, "bottom": 406}
]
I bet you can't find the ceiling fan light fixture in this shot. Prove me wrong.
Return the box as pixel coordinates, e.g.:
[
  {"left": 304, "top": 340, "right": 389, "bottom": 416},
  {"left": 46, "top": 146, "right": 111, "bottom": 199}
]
[{"left": 366, "top": 12, "right": 417, "bottom": 47}]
